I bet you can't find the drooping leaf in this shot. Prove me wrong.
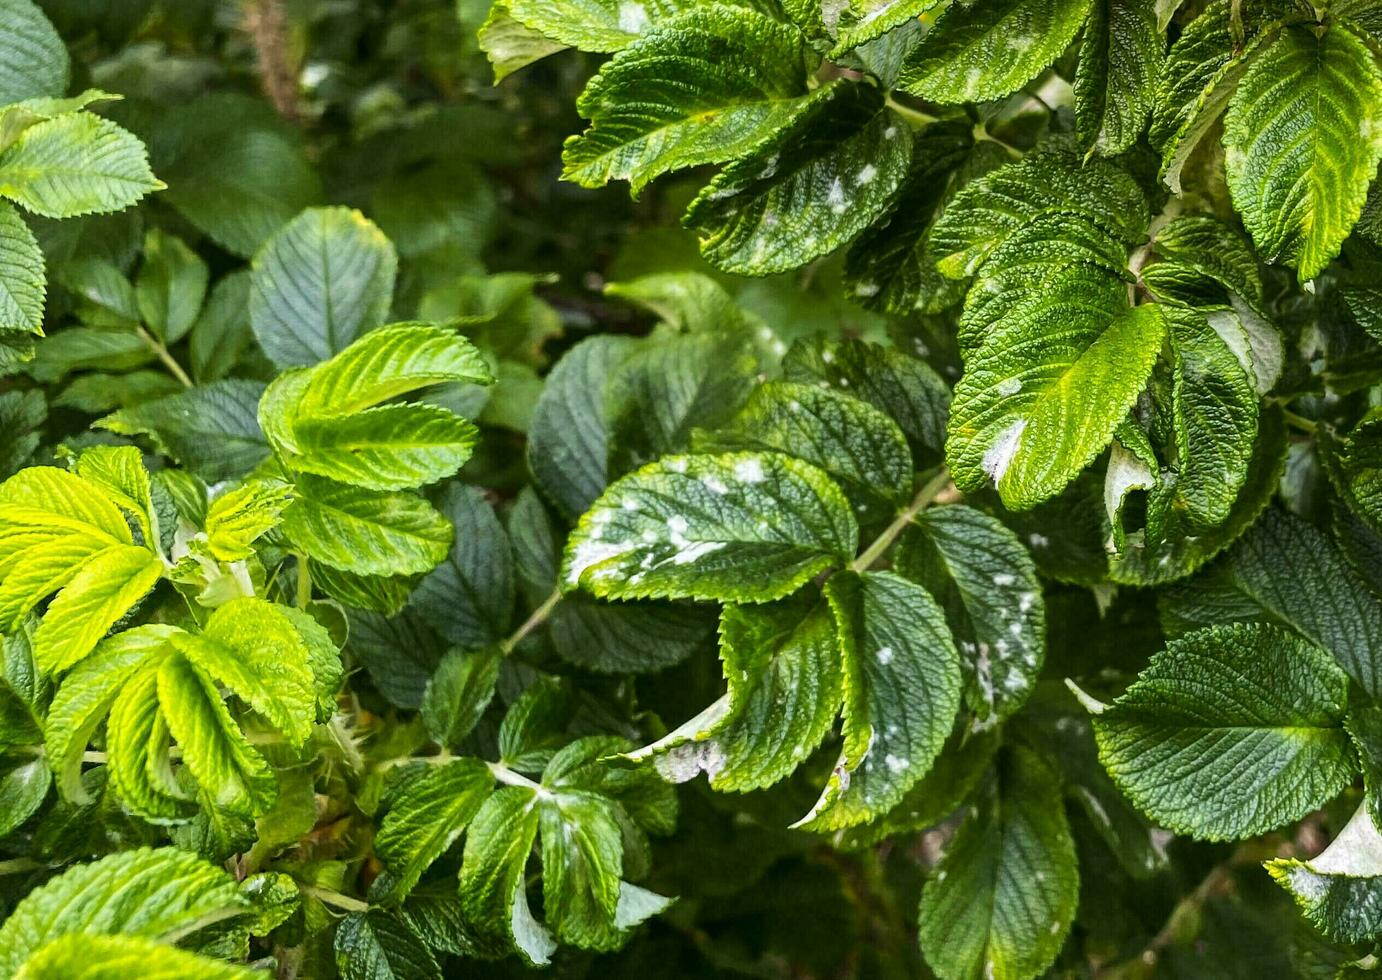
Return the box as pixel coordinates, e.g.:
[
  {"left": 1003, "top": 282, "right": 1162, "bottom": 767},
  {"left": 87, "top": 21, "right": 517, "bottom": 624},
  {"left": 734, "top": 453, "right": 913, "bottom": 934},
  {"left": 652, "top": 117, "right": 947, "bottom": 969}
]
[
  {"left": 917, "top": 747, "right": 1079, "bottom": 980},
  {"left": 1075, "top": 0, "right": 1164, "bottom": 155},
  {"left": 797, "top": 570, "right": 962, "bottom": 830}
]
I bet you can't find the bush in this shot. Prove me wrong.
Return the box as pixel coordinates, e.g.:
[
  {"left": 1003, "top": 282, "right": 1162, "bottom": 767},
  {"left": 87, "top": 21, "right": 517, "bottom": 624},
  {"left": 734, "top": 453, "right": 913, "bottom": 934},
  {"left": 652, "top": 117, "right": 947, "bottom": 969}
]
[{"left": 2, "top": 0, "right": 1382, "bottom": 976}]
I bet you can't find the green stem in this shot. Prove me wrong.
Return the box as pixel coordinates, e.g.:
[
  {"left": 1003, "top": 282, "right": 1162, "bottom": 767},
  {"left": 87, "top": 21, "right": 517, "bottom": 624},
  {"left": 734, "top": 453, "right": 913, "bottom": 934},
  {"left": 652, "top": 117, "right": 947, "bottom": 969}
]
[
  {"left": 500, "top": 588, "right": 561, "bottom": 655},
  {"left": 135, "top": 326, "right": 194, "bottom": 389},
  {"left": 0, "top": 857, "right": 42, "bottom": 875},
  {"left": 884, "top": 94, "right": 938, "bottom": 129},
  {"left": 295, "top": 553, "right": 311, "bottom": 608},
  {"left": 1281, "top": 408, "right": 1317, "bottom": 434},
  {"left": 489, "top": 761, "right": 543, "bottom": 790},
  {"left": 299, "top": 884, "right": 370, "bottom": 913},
  {"left": 851, "top": 469, "right": 953, "bottom": 573}
]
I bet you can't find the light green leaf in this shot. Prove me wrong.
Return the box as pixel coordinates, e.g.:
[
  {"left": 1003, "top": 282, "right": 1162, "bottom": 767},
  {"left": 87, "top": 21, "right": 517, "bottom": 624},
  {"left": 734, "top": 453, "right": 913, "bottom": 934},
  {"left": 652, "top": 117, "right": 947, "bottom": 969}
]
[
  {"left": 1224, "top": 22, "right": 1382, "bottom": 281},
  {"left": 249, "top": 206, "right": 397, "bottom": 368},
  {"left": 917, "top": 747, "right": 1079, "bottom": 980},
  {"left": 135, "top": 229, "right": 208, "bottom": 345},
  {"left": 1266, "top": 804, "right": 1382, "bottom": 944},
  {"left": 173, "top": 597, "right": 320, "bottom": 747},
  {"left": 1148, "top": 213, "right": 1264, "bottom": 307},
  {"left": 203, "top": 479, "right": 294, "bottom": 562},
  {"left": 798, "top": 570, "right": 962, "bottom": 830},
  {"left": 0, "top": 201, "right": 43, "bottom": 334},
  {"left": 562, "top": 452, "right": 858, "bottom": 602},
  {"left": 562, "top": 6, "right": 813, "bottom": 192},
  {"left": 99, "top": 380, "right": 270, "bottom": 483},
  {"left": 528, "top": 335, "right": 636, "bottom": 521},
  {"left": 334, "top": 911, "right": 440, "bottom": 980},
  {"left": 0, "top": 846, "right": 248, "bottom": 978},
  {"left": 899, "top": 0, "right": 1094, "bottom": 103},
  {"left": 16, "top": 934, "right": 261, "bottom": 980},
  {"left": 928, "top": 146, "right": 1148, "bottom": 278},
  {"left": 32, "top": 543, "right": 164, "bottom": 675},
  {"left": 290, "top": 405, "right": 479, "bottom": 492},
  {"left": 459, "top": 785, "right": 554, "bottom": 965},
  {"left": 1075, "top": 0, "right": 1163, "bottom": 155},
  {"left": 507, "top": 0, "right": 729, "bottom": 51},
  {"left": 105, "top": 663, "right": 183, "bottom": 822},
  {"left": 1094, "top": 622, "right": 1355, "bottom": 840},
  {"left": 372, "top": 758, "right": 495, "bottom": 904},
  {"left": 538, "top": 790, "right": 638, "bottom": 949},
  {"left": 695, "top": 380, "right": 914, "bottom": 514},
  {"left": 830, "top": 0, "right": 943, "bottom": 54},
  {"left": 479, "top": 2, "right": 568, "bottom": 81},
  {"left": 282, "top": 475, "right": 453, "bottom": 577},
  {"left": 43, "top": 625, "right": 176, "bottom": 801},
  {"left": 158, "top": 654, "right": 277, "bottom": 817},
  {"left": 0, "top": 0, "right": 69, "bottom": 105},
  {"left": 0, "top": 113, "right": 160, "bottom": 218},
  {"left": 947, "top": 228, "right": 1164, "bottom": 509},
  {"left": 684, "top": 82, "right": 912, "bottom": 276},
  {"left": 898, "top": 505, "right": 1044, "bottom": 721}
]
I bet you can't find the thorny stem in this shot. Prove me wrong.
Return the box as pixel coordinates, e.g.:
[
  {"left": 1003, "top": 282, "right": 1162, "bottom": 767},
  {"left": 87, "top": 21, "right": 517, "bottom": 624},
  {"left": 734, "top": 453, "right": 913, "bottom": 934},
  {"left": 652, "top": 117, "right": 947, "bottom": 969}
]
[
  {"left": 851, "top": 469, "right": 955, "bottom": 573},
  {"left": 500, "top": 587, "right": 562, "bottom": 655},
  {"left": 299, "top": 884, "right": 370, "bottom": 913},
  {"left": 243, "top": 0, "right": 300, "bottom": 122},
  {"left": 136, "top": 326, "right": 193, "bottom": 389}
]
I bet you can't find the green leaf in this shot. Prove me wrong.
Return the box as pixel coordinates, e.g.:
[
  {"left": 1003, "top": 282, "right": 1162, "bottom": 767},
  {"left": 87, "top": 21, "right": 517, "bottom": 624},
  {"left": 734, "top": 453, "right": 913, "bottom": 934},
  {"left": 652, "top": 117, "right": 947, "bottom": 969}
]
[
  {"left": 189, "top": 271, "right": 253, "bottom": 383},
  {"left": 528, "top": 335, "right": 636, "bottom": 521},
  {"left": 550, "top": 595, "right": 715, "bottom": 674},
  {"left": 0, "top": 113, "right": 160, "bottom": 218},
  {"left": 459, "top": 785, "right": 554, "bottom": 965},
  {"left": 947, "top": 235, "right": 1165, "bottom": 508},
  {"left": 562, "top": 6, "right": 813, "bottom": 192},
  {"left": 499, "top": 678, "right": 573, "bottom": 769},
  {"left": 159, "top": 95, "right": 323, "bottom": 258},
  {"left": 0, "top": 846, "right": 248, "bottom": 978},
  {"left": 928, "top": 146, "right": 1148, "bottom": 278},
  {"left": 606, "top": 331, "right": 758, "bottom": 475},
  {"left": 1267, "top": 805, "right": 1382, "bottom": 945},
  {"left": 290, "top": 405, "right": 479, "bottom": 492},
  {"left": 202, "top": 479, "right": 294, "bottom": 562},
  {"left": 782, "top": 336, "right": 951, "bottom": 456},
  {"left": 898, "top": 505, "right": 1044, "bottom": 721},
  {"left": 99, "top": 380, "right": 270, "bottom": 483},
  {"left": 0, "top": 201, "right": 43, "bottom": 334},
  {"left": 1224, "top": 22, "right": 1382, "bottom": 280},
  {"left": 372, "top": 757, "right": 495, "bottom": 904},
  {"left": 695, "top": 379, "right": 914, "bottom": 515},
  {"left": 1075, "top": 0, "right": 1164, "bottom": 155},
  {"left": 158, "top": 653, "right": 277, "bottom": 817},
  {"left": 0, "top": 0, "right": 69, "bottom": 105},
  {"left": 16, "top": 933, "right": 261, "bottom": 980},
  {"left": 632, "top": 594, "right": 841, "bottom": 791},
  {"left": 479, "top": 2, "right": 568, "bottom": 81},
  {"left": 830, "top": 0, "right": 943, "bottom": 54},
  {"left": 105, "top": 663, "right": 182, "bottom": 822},
  {"left": 539, "top": 790, "right": 626, "bottom": 949},
  {"left": 44, "top": 625, "right": 175, "bottom": 801},
  {"left": 1094, "top": 622, "right": 1355, "bottom": 840},
  {"left": 0, "top": 756, "right": 48, "bottom": 836},
  {"left": 282, "top": 475, "right": 453, "bottom": 577},
  {"left": 684, "top": 82, "right": 912, "bottom": 276},
  {"left": 899, "top": 0, "right": 1094, "bottom": 103},
  {"left": 562, "top": 452, "right": 858, "bottom": 602},
  {"left": 249, "top": 206, "right": 398, "bottom": 368},
  {"left": 420, "top": 648, "right": 501, "bottom": 749},
  {"left": 1160, "top": 507, "right": 1382, "bottom": 698},
  {"left": 135, "top": 229, "right": 207, "bottom": 345},
  {"left": 334, "top": 911, "right": 440, "bottom": 980},
  {"left": 917, "top": 747, "right": 1079, "bottom": 980},
  {"left": 1148, "top": 214, "right": 1265, "bottom": 308},
  {"left": 409, "top": 485, "right": 514, "bottom": 646},
  {"left": 1149, "top": 0, "right": 1283, "bottom": 193},
  {"left": 173, "top": 597, "right": 321, "bottom": 747},
  {"left": 798, "top": 570, "right": 962, "bottom": 830}
]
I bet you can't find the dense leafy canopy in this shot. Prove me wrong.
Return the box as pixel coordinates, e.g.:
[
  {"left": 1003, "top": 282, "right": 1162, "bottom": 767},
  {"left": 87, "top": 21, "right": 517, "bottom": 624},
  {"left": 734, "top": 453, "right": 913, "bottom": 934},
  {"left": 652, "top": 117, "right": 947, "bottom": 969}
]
[{"left": 3, "top": 0, "right": 1382, "bottom": 977}]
